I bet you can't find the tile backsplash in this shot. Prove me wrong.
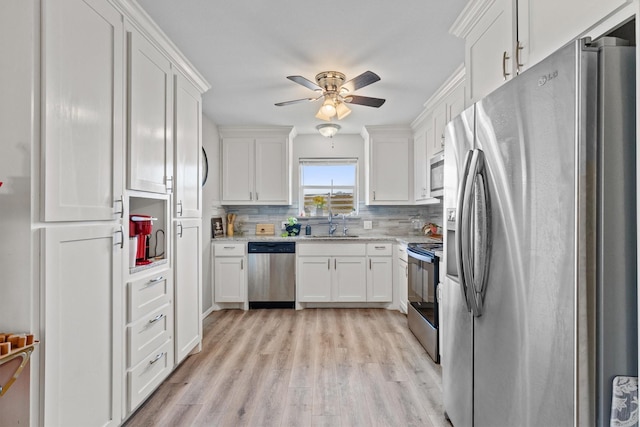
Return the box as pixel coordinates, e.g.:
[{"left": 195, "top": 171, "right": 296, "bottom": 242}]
[{"left": 211, "top": 203, "right": 443, "bottom": 238}]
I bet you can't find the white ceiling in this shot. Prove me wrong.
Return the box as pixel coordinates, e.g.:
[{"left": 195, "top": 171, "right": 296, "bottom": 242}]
[{"left": 136, "top": 0, "right": 468, "bottom": 135}]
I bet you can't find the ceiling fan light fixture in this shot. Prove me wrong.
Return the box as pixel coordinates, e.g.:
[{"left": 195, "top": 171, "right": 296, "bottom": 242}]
[
  {"left": 335, "top": 101, "right": 352, "bottom": 120},
  {"left": 320, "top": 98, "right": 337, "bottom": 117},
  {"left": 316, "top": 123, "right": 341, "bottom": 138},
  {"left": 315, "top": 108, "right": 332, "bottom": 121}
]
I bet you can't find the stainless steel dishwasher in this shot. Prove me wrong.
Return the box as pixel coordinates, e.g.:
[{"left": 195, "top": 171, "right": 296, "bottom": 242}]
[{"left": 247, "top": 242, "right": 296, "bottom": 308}]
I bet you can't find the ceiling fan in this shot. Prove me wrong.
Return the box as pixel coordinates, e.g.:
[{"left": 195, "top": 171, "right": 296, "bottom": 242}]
[{"left": 275, "top": 70, "right": 386, "bottom": 121}]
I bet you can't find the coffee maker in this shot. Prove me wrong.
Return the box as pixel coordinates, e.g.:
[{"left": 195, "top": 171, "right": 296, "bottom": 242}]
[{"left": 129, "top": 214, "right": 155, "bottom": 265}]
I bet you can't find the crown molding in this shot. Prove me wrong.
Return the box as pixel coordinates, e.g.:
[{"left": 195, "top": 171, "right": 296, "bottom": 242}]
[
  {"left": 110, "top": 0, "right": 211, "bottom": 93},
  {"left": 449, "top": 0, "right": 496, "bottom": 39}
]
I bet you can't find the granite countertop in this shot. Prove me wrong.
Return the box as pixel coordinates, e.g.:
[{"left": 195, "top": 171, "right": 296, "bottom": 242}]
[{"left": 212, "top": 234, "right": 442, "bottom": 245}]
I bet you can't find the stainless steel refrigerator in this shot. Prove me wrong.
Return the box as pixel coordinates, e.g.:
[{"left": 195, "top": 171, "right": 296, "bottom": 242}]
[{"left": 442, "top": 37, "right": 637, "bottom": 427}]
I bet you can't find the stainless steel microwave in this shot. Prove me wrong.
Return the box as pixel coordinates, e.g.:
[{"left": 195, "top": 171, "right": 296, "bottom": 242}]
[{"left": 429, "top": 151, "right": 444, "bottom": 197}]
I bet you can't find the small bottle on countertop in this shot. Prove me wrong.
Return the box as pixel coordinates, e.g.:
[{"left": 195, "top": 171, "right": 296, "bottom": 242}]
[{"left": 305, "top": 224, "right": 311, "bottom": 235}]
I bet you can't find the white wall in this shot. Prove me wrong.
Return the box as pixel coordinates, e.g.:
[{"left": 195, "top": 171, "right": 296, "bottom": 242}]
[{"left": 201, "top": 115, "right": 220, "bottom": 315}]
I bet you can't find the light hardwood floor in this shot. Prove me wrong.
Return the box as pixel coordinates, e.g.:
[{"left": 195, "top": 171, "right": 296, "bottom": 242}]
[{"left": 124, "top": 308, "right": 451, "bottom": 427}]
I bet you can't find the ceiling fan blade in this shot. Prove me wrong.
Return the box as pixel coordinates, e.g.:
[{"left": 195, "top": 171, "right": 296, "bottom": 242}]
[
  {"left": 275, "top": 97, "right": 319, "bottom": 107},
  {"left": 341, "top": 71, "right": 380, "bottom": 93},
  {"left": 287, "top": 75, "right": 322, "bottom": 91},
  {"left": 344, "top": 95, "right": 386, "bottom": 108}
]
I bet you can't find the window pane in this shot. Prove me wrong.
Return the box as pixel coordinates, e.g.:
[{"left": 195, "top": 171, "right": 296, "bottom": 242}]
[{"left": 301, "top": 164, "right": 356, "bottom": 186}]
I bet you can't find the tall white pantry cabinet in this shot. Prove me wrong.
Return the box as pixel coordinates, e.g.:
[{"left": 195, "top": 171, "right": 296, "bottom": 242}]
[{"left": 1, "top": 0, "right": 210, "bottom": 425}]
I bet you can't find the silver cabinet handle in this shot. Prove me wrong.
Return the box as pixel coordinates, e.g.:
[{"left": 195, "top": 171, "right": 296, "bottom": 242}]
[
  {"left": 516, "top": 40, "right": 524, "bottom": 74},
  {"left": 114, "top": 195, "right": 124, "bottom": 218},
  {"left": 177, "top": 200, "right": 183, "bottom": 216},
  {"left": 177, "top": 222, "right": 183, "bottom": 238},
  {"left": 148, "top": 314, "right": 165, "bottom": 324},
  {"left": 334, "top": 259, "right": 336, "bottom": 269},
  {"left": 502, "top": 51, "right": 511, "bottom": 80},
  {"left": 166, "top": 176, "right": 173, "bottom": 193},
  {"left": 369, "top": 259, "right": 372, "bottom": 269},
  {"left": 149, "top": 352, "right": 164, "bottom": 365},
  {"left": 241, "top": 259, "right": 244, "bottom": 270},
  {"left": 256, "top": 192, "right": 259, "bottom": 201},
  {"left": 148, "top": 276, "right": 164, "bottom": 284},
  {"left": 405, "top": 265, "right": 408, "bottom": 278},
  {"left": 115, "top": 225, "right": 124, "bottom": 249},
  {"left": 249, "top": 192, "right": 253, "bottom": 201},
  {"left": 373, "top": 190, "right": 376, "bottom": 201},
  {"left": 441, "top": 133, "right": 445, "bottom": 148}
]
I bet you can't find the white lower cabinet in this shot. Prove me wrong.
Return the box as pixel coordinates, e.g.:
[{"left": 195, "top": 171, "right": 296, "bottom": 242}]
[
  {"left": 366, "top": 243, "right": 393, "bottom": 302},
  {"left": 297, "top": 243, "right": 393, "bottom": 303},
  {"left": 213, "top": 243, "right": 246, "bottom": 303},
  {"left": 174, "top": 219, "right": 202, "bottom": 364},
  {"left": 125, "top": 270, "right": 174, "bottom": 413},
  {"left": 396, "top": 244, "right": 409, "bottom": 313},
  {"left": 42, "top": 224, "right": 123, "bottom": 427}
]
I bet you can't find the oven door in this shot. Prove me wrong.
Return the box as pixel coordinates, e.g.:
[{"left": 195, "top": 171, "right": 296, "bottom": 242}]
[{"left": 407, "top": 249, "right": 438, "bottom": 328}]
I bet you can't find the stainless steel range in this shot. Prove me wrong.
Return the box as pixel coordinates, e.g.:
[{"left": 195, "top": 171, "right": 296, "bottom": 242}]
[{"left": 406, "top": 242, "right": 442, "bottom": 363}]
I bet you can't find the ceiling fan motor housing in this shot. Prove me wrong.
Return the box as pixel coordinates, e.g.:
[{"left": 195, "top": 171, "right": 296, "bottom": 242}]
[{"left": 315, "top": 71, "right": 346, "bottom": 94}]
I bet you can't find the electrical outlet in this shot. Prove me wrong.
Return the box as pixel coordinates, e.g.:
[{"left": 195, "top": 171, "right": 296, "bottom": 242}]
[
  {"left": 281, "top": 221, "right": 287, "bottom": 230},
  {"left": 364, "top": 220, "right": 373, "bottom": 230}
]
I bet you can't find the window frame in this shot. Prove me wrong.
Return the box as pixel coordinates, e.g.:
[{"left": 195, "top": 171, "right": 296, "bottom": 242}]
[{"left": 298, "top": 158, "right": 359, "bottom": 216}]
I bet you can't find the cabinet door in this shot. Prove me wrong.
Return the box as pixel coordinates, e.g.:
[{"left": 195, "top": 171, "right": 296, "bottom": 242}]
[
  {"left": 255, "top": 138, "right": 289, "bottom": 204},
  {"left": 432, "top": 105, "right": 447, "bottom": 155},
  {"left": 221, "top": 138, "right": 254, "bottom": 203},
  {"left": 397, "top": 257, "right": 408, "bottom": 313},
  {"left": 413, "top": 127, "right": 428, "bottom": 202},
  {"left": 43, "top": 0, "right": 123, "bottom": 221},
  {"left": 517, "top": 0, "right": 630, "bottom": 70},
  {"left": 214, "top": 256, "right": 245, "bottom": 302},
  {"left": 174, "top": 219, "right": 201, "bottom": 363},
  {"left": 43, "top": 223, "right": 123, "bottom": 427},
  {"left": 297, "top": 257, "right": 332, "bottom": 302},
  {"left": 128, "top": 27, "right": 173, "bottom": 194},
  {"left": 174, "top": 73, "right": 202, "bottom": 218},
  {"left": 367, "top": 256, "right": 393, "bottom": 302},
  {"left": 465, "top": 0, "right": 515, "bottom": 104},
  {"left": 332, "top": 257, "right": 367, "bottom": 302},
  {"left": 369, "top": 137, "right": 411, "bottom": 204}
]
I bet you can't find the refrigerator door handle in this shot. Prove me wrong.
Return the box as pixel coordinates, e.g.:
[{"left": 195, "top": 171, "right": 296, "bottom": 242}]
[
  {"left": 456, "top": 149, "right": 474, "bottom": 312},
  {"left": 469, "top": 149, "right": 491, "bottom": 317}
]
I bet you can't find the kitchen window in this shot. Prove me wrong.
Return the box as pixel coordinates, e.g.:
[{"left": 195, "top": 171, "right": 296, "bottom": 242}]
[{"left": 299, "top": 159, "right": 358, "bottom": 216}]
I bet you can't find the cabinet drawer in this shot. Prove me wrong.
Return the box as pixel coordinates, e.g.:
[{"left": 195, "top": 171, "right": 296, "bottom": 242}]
[
  {"left": 214, "top": 243, "right": 245, "bottom": 256},
  {"left": 128, "top": 303, "right": 173, "bottom": 367},
  {"left": 128, "top": 271, "right": 171, "bottom": 322},
  {"left": 128, "top": 339, "right": 173, "bottom": 412},
  {"left": 367, "top": 243, "right": 392, "bottom": 256},
  {"left": 297, "top": 243, "right": 366, "bottom": 257}
]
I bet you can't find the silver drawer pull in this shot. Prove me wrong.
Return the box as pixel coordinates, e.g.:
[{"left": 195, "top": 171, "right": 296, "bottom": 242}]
[
  {"left": 374, "top": 246, "right": 385, "bottom": 249},
  {"left": 148, "top": 276, "right": 164, "bottom": 284},
  {"left": 149, "top": 352, "right": 164, "bottom": 365},
  {"left": 148, "top": 314, "right": 165, "bottom": 324},
  {"left": 223, "top": 246, "right": 235, "bottom": 249}
]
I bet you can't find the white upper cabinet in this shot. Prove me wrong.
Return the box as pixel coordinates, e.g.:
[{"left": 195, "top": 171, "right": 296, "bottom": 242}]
[
  {"left": 174, "top": 72, "right": 202, "bottom": 218},
  {"left": 452, "top": 0, "right": 515, "bottom": 104},
  {"left": 363, "top": 126, "right": 412, "bottom": 205},
  {"left": 219, "top": 127, "right": 294, "bottom": 205},
  {"left": 127, "top": 26, "right": 173, "bottom": 194},
  {"left": 517, "top": 0, "right": 631, "bottom": 68},
  {"left": 452, "top": 0, "right": 632, "bottom": 104},
  {"left": 412, "top": 66, "right": 465, "bottom": 203},
  {"left": 42, "top": 0, "right": 124, "bottom": 221}
]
